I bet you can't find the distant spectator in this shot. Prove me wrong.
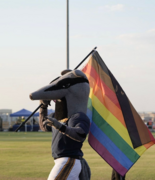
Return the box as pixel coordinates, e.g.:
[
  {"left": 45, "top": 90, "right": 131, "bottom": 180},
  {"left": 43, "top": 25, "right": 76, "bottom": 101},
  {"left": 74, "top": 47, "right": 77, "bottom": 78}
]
[{"left": 21, "top": 116, "right": 25, "bottom": 122}]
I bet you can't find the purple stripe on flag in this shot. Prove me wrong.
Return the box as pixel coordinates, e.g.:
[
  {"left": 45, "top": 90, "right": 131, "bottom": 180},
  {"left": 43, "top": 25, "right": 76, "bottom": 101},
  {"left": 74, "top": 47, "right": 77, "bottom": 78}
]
[
  {"left": 88, "top": 132, "right": 128, "bottom": 176},
  {"left": 90, "top": 122, "right": 133, "bottom": 168}
]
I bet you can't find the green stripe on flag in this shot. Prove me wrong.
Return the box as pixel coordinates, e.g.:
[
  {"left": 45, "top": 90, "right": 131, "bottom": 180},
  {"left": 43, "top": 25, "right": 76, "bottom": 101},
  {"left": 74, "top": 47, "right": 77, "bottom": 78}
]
[{"left": 90, "top": 100, "right": 140, "bottom": 163}]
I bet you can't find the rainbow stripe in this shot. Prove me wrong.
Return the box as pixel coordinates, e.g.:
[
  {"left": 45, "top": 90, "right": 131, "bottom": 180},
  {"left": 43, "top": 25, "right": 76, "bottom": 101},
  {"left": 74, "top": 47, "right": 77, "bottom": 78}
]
[{"left": 82, "top": 51, "right": 155, "bottom": 176}]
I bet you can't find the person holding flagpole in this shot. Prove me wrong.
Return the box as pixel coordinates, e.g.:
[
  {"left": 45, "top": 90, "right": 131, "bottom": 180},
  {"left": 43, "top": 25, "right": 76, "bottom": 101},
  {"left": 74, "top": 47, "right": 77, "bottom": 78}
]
[{"left": 29, "top": 69, "right": 91, "bottom": 180}]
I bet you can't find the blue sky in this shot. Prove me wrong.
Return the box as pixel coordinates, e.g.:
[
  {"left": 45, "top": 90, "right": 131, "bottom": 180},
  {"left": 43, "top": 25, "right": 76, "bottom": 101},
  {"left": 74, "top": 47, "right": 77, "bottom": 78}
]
[{"left": 0, "top": 0, "right": 155, "bottom": 112}]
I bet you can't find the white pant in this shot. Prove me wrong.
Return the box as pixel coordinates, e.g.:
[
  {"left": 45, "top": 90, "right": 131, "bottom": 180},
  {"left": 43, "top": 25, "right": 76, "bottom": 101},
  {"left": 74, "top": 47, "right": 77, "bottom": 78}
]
[{"left": 47, "top": 157, "right": 82, "bottom": 180}]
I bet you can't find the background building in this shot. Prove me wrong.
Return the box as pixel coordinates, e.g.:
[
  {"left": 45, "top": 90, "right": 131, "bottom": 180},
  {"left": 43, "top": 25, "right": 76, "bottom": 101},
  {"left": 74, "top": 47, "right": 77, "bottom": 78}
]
[{"left": 0, "top": 109, "right": 12, "bottom": 131}]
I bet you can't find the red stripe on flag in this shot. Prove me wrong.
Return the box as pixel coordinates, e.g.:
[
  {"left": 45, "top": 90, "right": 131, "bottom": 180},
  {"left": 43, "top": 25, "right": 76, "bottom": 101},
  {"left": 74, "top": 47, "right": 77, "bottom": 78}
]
[{"left": 82, "top": 63, "right": 121, "bottom": 109}]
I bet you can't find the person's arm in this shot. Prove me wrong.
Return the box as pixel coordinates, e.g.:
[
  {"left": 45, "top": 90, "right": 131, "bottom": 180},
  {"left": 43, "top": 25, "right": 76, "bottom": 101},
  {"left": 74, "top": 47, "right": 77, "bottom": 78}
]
[
  {"left": 39, "top": 100, "right": 52, "bottom": 132},
  {"left": 43, "top": 116, "right": 90, "bottom": 142},
  {"left": 60, "top": 123, "right": 88, "bottom": 142}
]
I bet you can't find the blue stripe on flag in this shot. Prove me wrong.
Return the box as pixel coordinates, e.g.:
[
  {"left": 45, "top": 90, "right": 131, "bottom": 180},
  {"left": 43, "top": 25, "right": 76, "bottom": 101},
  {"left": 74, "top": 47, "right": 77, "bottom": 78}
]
[
  {"left": 87, "top": 108, "right": 92, "bottom": 123},
  {"left": 90, "top": 122, "right": 133, "bottom": 170}
]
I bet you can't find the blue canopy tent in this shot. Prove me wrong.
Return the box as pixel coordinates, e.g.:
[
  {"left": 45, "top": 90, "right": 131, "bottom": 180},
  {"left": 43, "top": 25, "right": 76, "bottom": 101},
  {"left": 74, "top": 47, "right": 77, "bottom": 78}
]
[
  {"left": 10, "top": 109, "right": 39, "bottom": 132},
  {"left": 10, "top": 108, "right": 38, "bottom": 117}
]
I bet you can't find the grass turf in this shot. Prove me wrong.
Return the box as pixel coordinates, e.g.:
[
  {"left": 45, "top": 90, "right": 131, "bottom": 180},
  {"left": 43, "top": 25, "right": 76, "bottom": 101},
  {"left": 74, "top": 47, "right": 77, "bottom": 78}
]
[{"left": 0, "top": 132, "right": 155, "bottom": 180}]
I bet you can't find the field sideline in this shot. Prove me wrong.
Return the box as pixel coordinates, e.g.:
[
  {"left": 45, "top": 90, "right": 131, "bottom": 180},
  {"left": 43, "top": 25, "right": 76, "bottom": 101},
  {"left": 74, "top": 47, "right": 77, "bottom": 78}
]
[{"left": 0, "top": 132, "right": 155, "bottom": 180}]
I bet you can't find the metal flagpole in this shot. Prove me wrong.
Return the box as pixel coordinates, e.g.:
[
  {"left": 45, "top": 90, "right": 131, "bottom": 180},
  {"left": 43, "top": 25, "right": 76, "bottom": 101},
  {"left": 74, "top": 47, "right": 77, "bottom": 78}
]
[{"left": 66, "top": 0, "right": 69, "bottom": 69}]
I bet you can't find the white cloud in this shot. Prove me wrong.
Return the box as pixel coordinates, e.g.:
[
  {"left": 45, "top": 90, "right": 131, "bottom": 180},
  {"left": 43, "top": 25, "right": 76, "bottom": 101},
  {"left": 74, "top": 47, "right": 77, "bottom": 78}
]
[
  {"left": 100, "top": 4, "right": 124, "bottom": 12},
  {"left": 71, "top": 34, "right": 83, "bottom": 39},
  {"left": 147, "top": 29, "right": 155, "bottom": 33},
  {"left": 71, "top": 34, "right": 97, "bottom": 39},
  {"left": 117, "top": 29, "right": 155, "bottom": 46}
]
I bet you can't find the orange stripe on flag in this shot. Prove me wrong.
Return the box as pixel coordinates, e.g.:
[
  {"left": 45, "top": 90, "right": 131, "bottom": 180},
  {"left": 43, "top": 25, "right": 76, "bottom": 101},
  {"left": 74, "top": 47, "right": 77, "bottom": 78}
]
[{"left": 82, "top": 63, "right": 121, "bottom": 109}]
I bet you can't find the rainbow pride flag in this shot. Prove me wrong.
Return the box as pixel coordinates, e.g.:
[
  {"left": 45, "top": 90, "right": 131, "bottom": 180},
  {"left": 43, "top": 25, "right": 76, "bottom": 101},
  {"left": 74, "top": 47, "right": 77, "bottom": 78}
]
[{"left": 81, "top": 51, "right": 155, "bottom": 176}]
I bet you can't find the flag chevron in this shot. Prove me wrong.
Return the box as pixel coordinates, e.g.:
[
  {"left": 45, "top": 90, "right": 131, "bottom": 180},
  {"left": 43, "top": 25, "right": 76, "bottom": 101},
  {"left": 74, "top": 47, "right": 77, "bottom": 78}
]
[
  {"left": 109, "top": 70, "right": 142, "bottom": 148},
  {"left": 81, "top": 50, "right": 155, "bottom": 176}
]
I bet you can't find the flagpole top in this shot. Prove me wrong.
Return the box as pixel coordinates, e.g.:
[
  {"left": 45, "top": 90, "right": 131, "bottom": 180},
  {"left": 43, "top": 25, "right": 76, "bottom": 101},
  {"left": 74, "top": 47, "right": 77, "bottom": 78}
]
[{"left": 74, "top": 47, "right": 97, "bottom": 70}]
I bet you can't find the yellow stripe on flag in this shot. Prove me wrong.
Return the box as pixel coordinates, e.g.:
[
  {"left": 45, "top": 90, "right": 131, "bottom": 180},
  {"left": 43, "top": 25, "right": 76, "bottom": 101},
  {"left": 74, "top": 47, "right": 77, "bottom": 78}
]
[{"left": 89, "top": 87, "right": 147, "bottom": 155}]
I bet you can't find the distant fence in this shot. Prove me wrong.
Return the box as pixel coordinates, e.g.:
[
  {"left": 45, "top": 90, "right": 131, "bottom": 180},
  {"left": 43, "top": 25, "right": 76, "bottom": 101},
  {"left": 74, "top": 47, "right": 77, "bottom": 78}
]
[
  {"left": 0, "top": 115, "right": 39, "bottom": 131},
  {"left": 12, "top": 124, "right": 40, "bottom": 132}
]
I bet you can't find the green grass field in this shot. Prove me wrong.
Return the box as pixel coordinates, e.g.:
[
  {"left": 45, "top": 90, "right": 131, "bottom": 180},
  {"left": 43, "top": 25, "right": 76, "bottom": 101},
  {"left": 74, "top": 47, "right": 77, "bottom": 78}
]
[{"left": 0, "top": 132, "right": 155, "bottom": 180}]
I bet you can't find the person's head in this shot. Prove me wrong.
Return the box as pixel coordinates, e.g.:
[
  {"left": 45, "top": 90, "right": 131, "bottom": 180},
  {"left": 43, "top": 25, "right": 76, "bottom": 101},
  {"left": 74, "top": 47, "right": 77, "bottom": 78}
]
[{"left": 30, "top": 69, "right": 90, "bottom": 118}]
